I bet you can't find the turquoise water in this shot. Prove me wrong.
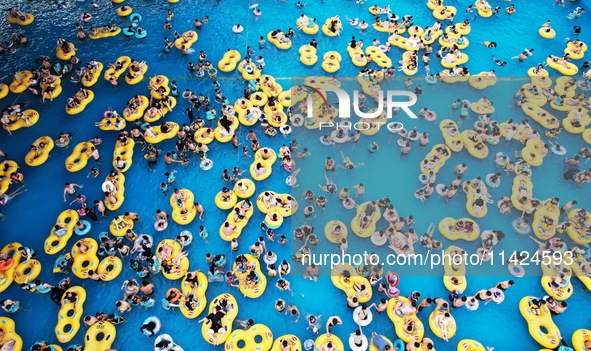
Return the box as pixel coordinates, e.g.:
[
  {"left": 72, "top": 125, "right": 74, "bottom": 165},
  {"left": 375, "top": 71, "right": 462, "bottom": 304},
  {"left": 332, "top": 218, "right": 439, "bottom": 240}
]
[{"left": 0, "top": 0, "right": 590, "bottom": 350}]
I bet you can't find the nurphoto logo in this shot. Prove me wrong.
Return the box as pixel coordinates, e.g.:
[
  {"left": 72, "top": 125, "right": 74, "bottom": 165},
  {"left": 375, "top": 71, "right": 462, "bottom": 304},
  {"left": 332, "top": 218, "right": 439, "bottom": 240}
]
[{"left": 305, "top": 87, "right": 418, "bottom": 131}]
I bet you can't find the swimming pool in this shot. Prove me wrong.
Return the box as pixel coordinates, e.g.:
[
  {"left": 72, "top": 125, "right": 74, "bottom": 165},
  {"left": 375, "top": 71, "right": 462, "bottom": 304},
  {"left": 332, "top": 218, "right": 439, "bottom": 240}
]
[{"left": 1, "top": 0, "right": 591, "bottom": 350}]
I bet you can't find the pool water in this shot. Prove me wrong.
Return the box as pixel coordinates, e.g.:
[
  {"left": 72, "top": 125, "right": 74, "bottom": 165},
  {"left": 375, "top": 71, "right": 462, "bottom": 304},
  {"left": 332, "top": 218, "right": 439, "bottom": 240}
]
[{"left": 0, "top": 0, "right": 590, "bottom": 350}]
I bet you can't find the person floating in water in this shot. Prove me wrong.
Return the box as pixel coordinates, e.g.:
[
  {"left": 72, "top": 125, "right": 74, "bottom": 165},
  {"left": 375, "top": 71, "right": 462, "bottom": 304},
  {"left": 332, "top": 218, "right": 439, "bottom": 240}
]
[{"left": 491, "top": 55, "right": 507, "bottom": 66}]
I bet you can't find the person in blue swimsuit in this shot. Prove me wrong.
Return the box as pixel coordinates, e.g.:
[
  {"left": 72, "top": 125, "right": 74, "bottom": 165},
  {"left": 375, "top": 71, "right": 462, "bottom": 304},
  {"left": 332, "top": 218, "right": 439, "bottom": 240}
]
[{"left": 371, "top": 332, "right": 392, "bottom": 351}]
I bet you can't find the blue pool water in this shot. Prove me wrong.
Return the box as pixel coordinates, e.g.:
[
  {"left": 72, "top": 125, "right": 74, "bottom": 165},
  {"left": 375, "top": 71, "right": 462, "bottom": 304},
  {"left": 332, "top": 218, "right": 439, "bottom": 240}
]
[{"left": 0, "top": 0, "right": 591, "bottom": 350}]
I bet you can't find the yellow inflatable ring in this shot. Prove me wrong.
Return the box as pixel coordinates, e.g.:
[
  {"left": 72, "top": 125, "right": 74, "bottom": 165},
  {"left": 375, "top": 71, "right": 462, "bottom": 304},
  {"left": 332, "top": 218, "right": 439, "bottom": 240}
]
[
  {"left": 201, "top": 293, "right": 238, "bottom": 345},
  {"left": 116, "top": 6, "right": 132, "bottom": 16},
  {"left": 180, "top": 271, "right": 208, "bottom": 319},
  {"left": 55, "top": 286, "right": 86, "bottom": 343},
  {"left": 70, "top": 238, "right": 100, "bottom": 279},
  {"left": 457, "top": 339, "right": 486, "bottom": 351},
  {"left": 225, "top": 324, "right": 273, "bottom": 351},
  {"left": 315, "top": 334, "right": 344, "bottom": 351},
  {"left": 44, "top": 210, "right": 79, "bottom": 255},
  {"left": 572, "top": 329, "right": 591, "bottom": 351},
  {"left": 233, "top": 179, "right": 256, "bottom": 198},
  {"left": 271, "top": 334, "right": 302, "bottom": 351},
  {"left": 25, "top": 136, "right": 54, "bottom": 166},
  {"left": 539, "top": 27, "right": 556, "bottom": 39},
  {"left": 324, "top": 220, "right": 348, "bottom": 243},
  {"left": 13, "top": 259, "right": 42, "bottom": 284},
  {"left": 215, "top": 190, "right": 238, "bottom": 210},
  {"left": 0, "top": 317, "right": 22, "bottom": 351},
  {"left": 438, "top": 217, "right": 480, "bottom": 241},
  {"left": 519, "top": 296, "right": 561, "bottom": 349},
  {"left": 97, "top": 256, "right": 123, "bottom": 281},
  {"left": 84, "top": 321, "right": 116, "bottom": 351},
  {"left": 169, "top": 189, "right": 197, "bottom": 225}
]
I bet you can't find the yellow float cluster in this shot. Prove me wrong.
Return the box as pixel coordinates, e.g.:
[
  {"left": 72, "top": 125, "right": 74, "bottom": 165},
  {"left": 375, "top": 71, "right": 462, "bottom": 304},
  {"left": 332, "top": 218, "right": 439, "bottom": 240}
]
[
  {"left": 438, "top": 217, "right": 480, "bottom": 241},
  {"left": 169, "top": 189, "right": 197, "bottom": 225},
  {"left": 44, "top": 209, "right": 79, "bottom": 254},
  {"left": 298, "top": 44, "right": 318, "bottom": 66},
  {"left": 330, "top": 263, "right": 373, "bottom": 302},
  {"left": 174, "top": 30, "right": 198, "bottom": 50},
  {"left": 55, "top": 286, "right": 86, "bottom": 342}
]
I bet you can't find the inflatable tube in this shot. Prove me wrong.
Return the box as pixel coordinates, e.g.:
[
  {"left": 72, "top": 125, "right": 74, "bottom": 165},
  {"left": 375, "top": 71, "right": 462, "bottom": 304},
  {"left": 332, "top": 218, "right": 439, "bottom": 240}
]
[
  {"left": 419, "top": 174, "right": 430, "bottom": 184},
  {"left": 348, "top": 334, "right": 368, "bottom": 351},
  {"left": 512, "top": 218, "right": 531, "bottom": 234},
  {"left": 280, "top": 125, "right": 292, "bottom": 136},
  {"left": 200, "top": 159, "right": 214, "bottom": 171},
  {"left": 494, "top": 152, "right": 508, "bottom": 167},
  {"left": 263, "top": 252, "right": 278, "bottom": 265},
  {"left": 490, "top": 288, "right": 505, "bottom": 303},
  {"left": 563, "top": 158, "right": 579, "bottom": 170},
  {"left": 14, "top": 259, "right": 41, "bottom": 284},
  {"left": 291, "top": 114, "right": 304, "bottom": 127},
  {"left": 176, "top": 230, "right": 193, "bottom": 246},
  {"left": 435, "top": 184, "right": 448, "bottom": 196},
  {"left": 353, "top": 306, "right": 373, "bottom": 326},
  {"left": 425, "top": 75, "right": 438, "bottom": 84},
  {"left": 319, "top": 136, "right": 333, "bottom": 146},
  {"left": 101, "top": 181, "right": 115, "bottom": 193},
  {"left": 485, "top": 174, "right": 500, "bottom": 188},
  {"left": 135, "top": 29, "right": 147, "bottom": 39},
  {"left": 465, "top": 298, "right": 479, "bottom": 311},
  {"left": 74, "top": 220, "right": 92, "bottom": 236},
  {"left": 392, "top": 339, "right": 405, "bottom": 351},
  {"left": 154, "top": 334, "right": 175, "bottom": 351},
  {"left": 371, "top": 231, "right": 388, "bottom": 246},
  {"left": 154, "top": 219, "right": 168, "bottom": 232},
  {"left": 551, "top": 145, "right": 566, "bottom": 155},
  {"left": 387, "top": 123, "right": 404, "bottom": 133},
  {"left": 142, "top": 316, "right": 161, "bottom": 337},
  {"left": 130, "top": 13, "right": 142, "bottom": 23},
  {"left": 123, "top": 28, "right": 135, "bottom": 36},
  {"left": 232, "top": 25, "right": 244, "bottom": 34},
  {"left": 509, "top": 263, "right": 525, "bottom": 278}
]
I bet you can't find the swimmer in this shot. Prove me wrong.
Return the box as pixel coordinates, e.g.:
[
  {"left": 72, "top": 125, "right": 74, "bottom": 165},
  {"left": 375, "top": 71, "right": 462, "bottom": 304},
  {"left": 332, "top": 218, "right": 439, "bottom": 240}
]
[
  {"left": 0, "top": 185, "right": 27, "bottom": 206},
  {"left": 319, "top": 173, "right": 337, "bottom": 194},
  {"left": 368, "top": 142, "right": 379, "bottom": 153},
  {"left": 275, "top": 299, "right": 286, "bottom": 313},
  {"left": 338, "top": 151, "right": 364, "bottom": 170},
  {"left": 479, "top": 41, "right": 497, "bottom": 48},
  {"left": 495, "top": 280, "right": 514, "bottom": 291},
  {"left": 63, "top": 183, "right": 83, "bottom": 202},
  {"left": 454, "top": 163, "right": 467, "bottom": 175},
  {"left": 304, "top": 263, "right": 319, "bottom": 282},
  {"left": 352, "top": 183, "right": 364, "bottom": 198},
  {"left": 87, "top": 167, "right": 100, "bottom": 178},
  {"left": 325, "top": 316, "right": 342, "bottom": 335},
  {"left": 0, "top": 299, "right": 19, "bottom": 313},
  {"left": 491, "top": 55, "right": 507, "bottom": 66},
  {"left": 511, "top": 48, "right": 534, "bottom": 61},
  {"left": 286, "top": 305, "right": 301, "bottom": 322}
]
